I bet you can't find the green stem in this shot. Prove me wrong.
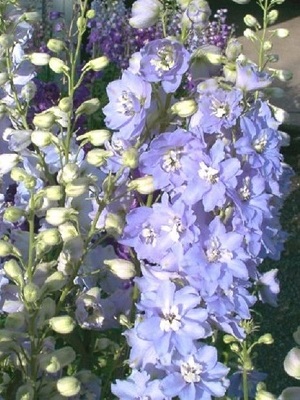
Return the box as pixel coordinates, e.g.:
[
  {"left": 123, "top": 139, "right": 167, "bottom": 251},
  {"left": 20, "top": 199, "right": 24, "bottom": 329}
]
[
  {"left": 258, "top": 0, "right": 269, "bottom": 71},
  {"left": 242, "top": 343, "right": 249, "bottom": 400}
]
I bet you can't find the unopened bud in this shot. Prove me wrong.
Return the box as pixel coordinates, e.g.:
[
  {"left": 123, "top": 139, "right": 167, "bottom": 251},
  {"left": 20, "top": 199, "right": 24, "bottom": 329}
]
[
  {"left": 230, "top": 343, "right": 240, "bottom": 352},
  {"left": 23, "top": 11, "right": 40, "bottom": 22},
  {"left": 76, "top": 16, "right": 86, "bottom": 31},
  {"left": 23, "top": 283, "right": 40, "bottom": 303},
  {"left": 0, "top": 34, "right": 14, "bottom": 49},
  {"left": 58, "top": 222, "right": 78, "bottom": 241},
  {"left": 84, "top": 56, "right": 109, "bottom": 72},
  {"left": 3, "top": 206, "right": 24, "bottom": 223},
  {"left": 244, "top": 14, "right": 259, "bottom": 28},
  {"left": 49, "top": 315, "right": 76, "bottom": 334},
  {"left": 29, "top": 52, "right": 50, "bottom": 66},
  {"left": 45, "top": 207, "right": 78, "bottom": 226},
  {"left": 243, "top": 28, "right": 257, "bottom": 41},
  {"left": 58, "top": 163, "right": 80, "bottom": 184},
  {"left": 44, "top": 185, "right": 64, "bottom": 201},
  {"left": 77, "top": 129, "right": 111, "bottom": 146},
  {"left": 171, "top": 99, "right": 197, "bottom": 117},
  {"left": 75, "top": 98, "right": 100, "bottom": 116},
  {"left": 58, "top": 97, "right": 72, "bottom": 112},
  {"left": 86, "top": 149, "right": 113, "bottom": 166},
  {"left": 122, "top": 148, "right": 139, "bottom": 169},
  {"left": 31, "top": 130, "right": 57, "bottom": 147},
  {"left": 10, "top": 167, "right": 29, "bottom": 182},
  {"left": 273, "top": 28, "right": 289, "bottom": 38},
  {"left": 128, "top": 175, "right": 155, "bottom": 195},
  {"left": 105, "top": 213, "right": 124, "bottom": 237},
  {"left": 0, "top": 72, "right": 9, "bottom": 85},
  {"left": 225, "top": 38, "right": 243, "bottom": 61},
  {"left": 86, "top": 9, "right": 96, "bottom": 19},
  {"left": 284, "top": 347, "right": 300, "bottom": 379},
  {"left": 267, "top": 9, "right": 279, "bottom": 25},
  {"left": 49, "top": 57, "right": 69, "bottom": 74},
  {"left": 39, "top": 346, "right": 76, "bottom": 373},
  {"left": 256, "top": 390, "right": 276, "bottom": 400},
  {"left": 33, "top": 112, "right": 55, "bottom": 129},
  {"left": 104, "top": 259, "right": 136, "bottom": 280},
  {"left": 21, "top": 82, "right": 37, "bottom": 102},
  {"left": 47, "top": 38, "right": 65, "bottom": 53},
  {"left": 44, "top": 271, "right": 67, "bottom": 292},
  {"left": 258, "top": 333, "right": 274, "bottom": 345},
  {"left": 16, "top": 383, "right": 34, "bottom": 400},
  {"left": 272, "top": 68, "right": 293, "bottom": 82},
  {"left": 4, "top": 259, "right": 23, "bottom": 284},
  {"left": 223, "top": 334, "right": 237, "bottom": 344},
  {"left": 65, "top": 178, "right": 89, "bottom": 197},
  {"left": 57, "top": 376, "right": 81, "bottom": 397},
  {"left": 263, "top": 40, "right": 273, "bottom": 51},
  {"left": 37, "top": 228, "right": 61, "bottom": 246}
]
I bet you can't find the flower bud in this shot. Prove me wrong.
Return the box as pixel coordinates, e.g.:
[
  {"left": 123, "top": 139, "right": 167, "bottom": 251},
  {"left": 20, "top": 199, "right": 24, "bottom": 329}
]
[
  {"left": 104, "top": 259, "right": 136, "bottom": 279},
  {"left": 49, "top": 57, "right": 69, "bottom": 74},
  {"left": 65, "top": 178, "right": 89, "bottom": 197},
  {"left": 77, "top": 129, "right": 111, "bottom": 146},
  {"left": 29, "top": 52, "right": 50, "bottom": 66},
  {"left": 57, "top": 376, "right": 81, "bottom": 397},
  {"left": 84, "top": 56, "right": 109, "bottom": 72},
  {"left": 129, "top": 0, "right": 163, "bottom": 28},
  {"left": 44, "top": 271, "right": 67, "bottom": 292},
  {"left": 0, "top": 154, "right": 20, "bottom": 176},
  {"left": 284, "top": 347, "right": 300, "bottom": 379},
  {"left": 128, "top": 175, "right": 155, "bottom": 195},
  {"left": 49, "top": 315, "right": 76, "bottom": 334},
  {"left": 86, "top": 9, "right": 96, "bottom": 19},
  {"left": 122, "top": 148, "right": 139, "bottom": 169},
  {"left": 10, "top": 167, "right": 28, "bottom": 182},
  {"left": 44, "top": 185, "right": 64, "bottom": 201},
  {"left": 0, "top": 72, "right": 9, "bottom": 85},
  {"left": 33, "top": 112, "right": 55, "bottom": 129},
  {"left": 37, "top": 228, "right": 62, "bottom": 246},
  {"left": 273, "top": 28, "right": 289, "bottom": 38},
  {"left": 256, "top": 390, "right": 276, "bottom": 400},
  {"left": 0, "top": 34, "right": 14, "bottom": 49},
  {"left": 21, "top": 82, "right": 37, "bottom": 102},
  {"left": 279, "top": 387, "right": 300, "bottom": 400},
  {"left": 273, "top": 68, "right": 293, "bottom": 82},
  {"left": 4, "top": 259, "right": 23, "bottom": 284},
  {"left": 58, "top": 222, "right": 78, "bottom": 241},
  {"left": 230, "top": 343, "right": 240, "bottom": 352},
  {"left": 31, "top": 130, "right": 57, "bottom": 147},
  {"left": 75, "top": 98, "right": 100, "bottom": 116},
  {"left": 244, "top": 14, "right": 259, "bottom": 28},
  {"left": 16, "top": 383, "right": 34, "bottom": 400},
  {"left": 205, "top": 52, "right": 224, "bottom": 64},
  {"left": 47, "top": 38, "right": 65, "bottom": 53},
  {"left": 105, "top": 213, "right": 124, "bottom": 237},
  {"left": 223, "top": 63, "right": 237, "bottom": 83},
  {"left": 257, "top": 333, "right": 274, "bottom": 345},
  {"left": 57, "top": 163, "right": 80, "bottom": 184},
  {"left": 86, "top": 149, "right": 113, "bottom": 167},
  {"left": 58, "top": 97, "right": 72, "bottom": 112},
  {"left": 223, "top": 334, "right": 237, "bottom": 344},
  {"left": 23, "top": 283, "right": 40, "bottom": 303},
  {"left": 23, "top": 11, "right": 40, "bottom": 22},
  {"left": 232, "top": 0, "right": 251, "bottom": 3},
  {"left": 76, "top": 16, "right": 86, "bottom": 31},
  {"left": 45, "top": 207, "right": 78, "bottom": 226},
  {"left": 267, "top": 9, "right": 279, "bottom": 25},
  {"left": 5, "top": 312, "right": 25, "bottom": 330},
  {"left": 37, "top": 297, "right": 56, "bottom": 325},
  {"left": 243, "top": 28, "right": 257, "bottom": 41},
  {"left": 3, "top": 206, "right": 24, "bottom": 223},
  {"left": 225, "top": 38, "right": 243, "bottom": 61},
  {"left": 39, "top": 346, "right": 76, "bottom": 373},
  {"left": 171, "top": 99, "right": 198, "bottom": 117},
  {"left": 263, "top": 40, "right": 273, "bottom": 51}
]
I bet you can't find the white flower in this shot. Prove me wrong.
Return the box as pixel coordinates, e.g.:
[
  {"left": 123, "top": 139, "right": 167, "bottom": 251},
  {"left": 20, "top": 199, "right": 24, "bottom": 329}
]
[{"left": 0, "top": 153, "right": 20, "bottom": 176}]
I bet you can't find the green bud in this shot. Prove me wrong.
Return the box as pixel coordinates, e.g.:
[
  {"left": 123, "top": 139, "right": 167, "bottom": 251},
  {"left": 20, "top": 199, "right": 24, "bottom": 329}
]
[
  {"left": 58, "top": 97, "right": 72, "bottom": 112},
  {"left": 0, "top": 34, "right": 14, "bottom": 49},
  {"left": 263, "top": 40, "right": 273, "bottom": 51},
  {"left": 84, "top": 56, "right": 109, "bottom": 72},
  {"left": 122, "top": 148, "right": 139, "bottom": 169},
  {"left": 76, "top": 129, "right": 111, "bottom": 146},
  {"left": 244, "top": 28, "right": 257, "bottom": 41},
  {"left": 171, "top": 99, "right": 198, "bottom": 117},
  {"left": 29, "top": 52, "right": 50, "bottom": 66},
  {"left": 128, "top": 175, "right": 155, "bottom": 195},
  {"left": 86, "top": 9, "right": 96, "bottom": 19},
  {"left": 76, "top": 16, "right": 86, "bottom": 31},
  {"left": 244, "top": 14, "right": 259, "bottom": 28},
  {"left": 258, "top": 333, "right": 274, "bottom": 345},
  {"left": 23, "top": 12, "right": 40, "bottom": 22},
  {"left": 23, "top": 283, "right": 40, "bottom": 303},
  {"left": 57, "top": 163, "right": 80, "bottom": 184},
  {"left": 230, "top": 343, "right": 240, "bottom": 352},
  {"left": 272, "top": 68, "right": 293, "bottom": 81},
  {"left": 16, "top": 383, "right": 35, "bottom": 400},
  {"left": 31, "top": 130, "right": 57, "bottom": 147},
  {"left": 267, "top": 9, "right": 279, "bottom": 25},
  {"left": 75, "top": 98, "right": 100, "bottom": 116},
  {"left": 0, "top": 72, "right": 9, "bottom": 85},
  {"left": 225, "top": 38, "right": 243, "bottom": 61},
  {"left": 105, "top": 213, "right": 124, "bottom": 237},
  {"left": 44, "top": 271, "right": 67, "bottom": 292},
  {"left": 256, "top": 390, "right": 276, "bottom": 400},
  {"left": 37, "top": 228, "right": 62, "bottom": 246},
  {"left": 44, "top": 185, "right": 64, "bottom": 201},
  {"left": 57, "top": 376, "right": 81, "bottom": 397},
  {"left": 58, "top": 222, "right": 78, "bottom": 242},
  {"left": 86, "top": 149, "right": 113, "bottom": 167},
  {"left": 45, "top": 207, "right": 78, "bottom": 226},
  {"left": 10, "top": 167, "right": 29, "bottom": 182},
  {"left": 3, "top": 259, "right": 23, "bottom": 284},
  {"left": 65, "top": 178, "right": 89, "bottom": 197},
  {"left": 49, "top": 315, "right": 76, "bottom": 334},
  {"left": 3, "top": 206, "right": 24, "bottom": 223},
  {"left": 49, "top": 57, "right": 69, "bottom": 74},
  {"left": 39, "top": 346, "right": 76, "bottom": 373},
  {"left": 21, "top": 82, "right": 37, "bottom": 102},
  {"left": 104, "top": 259, "right": 136, "bottom": 280},
  {"left": 47, "top": 39, "right": 65, "bottom": 53},
  {"left": 5, "top": 312, "right": 25, "bottom": 330},
  {"left": 223, "top": 334, "right": 237, "bottom": 344},
  {"left": 33, "top": 111, "right": 55, "bottom": 129},
  {"left": 273, "top": 28, "right": 289, "bottom": 38},
  {"left": 0, "top": 242, "right": 14, "bottom": 258}
]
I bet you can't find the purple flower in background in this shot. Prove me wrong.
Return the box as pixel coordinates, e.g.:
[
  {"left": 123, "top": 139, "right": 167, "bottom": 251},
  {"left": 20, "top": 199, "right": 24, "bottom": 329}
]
[
  {"left": 103, "top": 70, "right": 152, "bottom": 139},
  {"left": 136, "top": 280, "right": 210, "bottom": 356},
  {"left": 160, "top": 345, "right": 229, "bottom": 400},
  {"left": 256, "top": 269, "right": 280, "bottom": 306},
  {"left": 112, "top": 370, "right": 168, "bottom": 400},
  {"left": 140, "top": 39, "right": 190, "bottom": 93},
  {"left": 235, "top": 60, "right": 272, "bottom": 91}
]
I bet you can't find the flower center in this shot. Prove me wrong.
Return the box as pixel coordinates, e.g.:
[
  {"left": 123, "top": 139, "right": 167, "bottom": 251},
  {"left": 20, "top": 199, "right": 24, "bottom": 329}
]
[
  {"left": 118, "top": 90, "right": 135, "bottom": 116},
  {"left": 239, "top": 177, "right": 251, "bottom": 201},
  {"left": 180, "top": 356, "right": 203, "bottom": 383},
  {"left": 141, "top": 225, "right": 157, "bottom": 246},
  {"left": 162, "top": 149, "right": 182, "bottom": 173},
  {"left": 252, "top": 134, "right": 268, "bottom": 153},
  {"left": 151, "top": 45, "right": 175, "bottom": 75},
  {"left": 210, "top": 99, "right": 230, "bottom": 119},
  {"left": 160, "top": 305, "right": 182, "bottom": 332},
  {"left": 198, "top": 161, "right": 219, "bottom": 183}
]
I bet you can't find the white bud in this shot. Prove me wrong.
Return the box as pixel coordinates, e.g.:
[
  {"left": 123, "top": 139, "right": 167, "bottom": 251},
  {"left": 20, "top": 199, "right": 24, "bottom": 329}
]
[
  {"left": 257, "top": 333, "right": 274, "bottom": 345},
  {"left": 104, "top": 259, "right": 136, "bottom": 279},
  {"left": 37, "top": 228, "right": 62, "bottom": 246},
  {"left": 273, "top": 28, "right": 289, "bottom": 38},
  {"left": 21, "top": 81, "right": 37, "bottom": 102},
  {"left": 33, "top": 112, "right": 55, "bottom": 129},
  {"left": 128, "top": 175, "right": 155, "bottom": 195},
  {"left": 284, "top": 347, "right": 300, "bottom": 379},
  {"left": 84, "top": 56, "right": 109, "bottom": 72},
  {"left": 47, "top": 39, "right": 65, "bottom": 53},
  {"left": 129, "top": 0, "right": 163, "bottom": 29},
  {"left": 75, "top": 98, "right": 100, "bottom": 116},
  {"left": 45, "top": 208, "right": 78, "bottom": 226},
  {"left": 57, "top": 163, "right": 80, "bottom": 184},
  {"left": 49, "top": 315, "right": 76, "bottom": 334},
  {"left": 44, "top": 185, "right": 64, "bottom": 201},
  {"left": 65, "top": 178, "right": 89, "bottom": 197},
  {"left": 256, "top": 390, "right": 276, "bottom": 400},
  {"left": 29, "top": 52, "right": 50, "bottom": 66},
  {"left": 49, "top": 57, "right": 69, "bottom": 74},
  {"left": 3, "top": 206, "right": 24, "bottom": 223},
  {"left": 86, "top": 149, "right": 113, "bottom": 166},
  {"left": 263, "top": 40, "right": 273, "bottom": 51},
  {"left": 122, "top": 148, "right": 139, "bottom": 169},
  {"left": 4, "top": 259, "right": 23, "bottom": 284},
  {"left": 58, "top": 97, "right": 72, "bottom": 112},
  {"left": 244, "top": 14, "right": 259, "bottom": 28},
  {"left": 243, "top": 28, "right": 257, "bottom": 41},
  {"left": 105, "top": 213, "right": 124, "bottom": 237},
  {"left": 58, "top": 222, "right": 78, "bottom": 241},
  {"left": 77, "top": 129, "right": 111, "bottom": 146},
  {"left": 171, "top": 99, "right": 197, "bottom": 117},
  {"left": 23, "top": 283, "right": 40, "bottom": 303},
  {"left": 57, "top": 376, "right": 81, "bottom": 397},
  {"left": 267, "top": 9, "right": 278, "bottom": 25},
  {"left": 31, "top": 130, "right": 57, "bottom": 147}
]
